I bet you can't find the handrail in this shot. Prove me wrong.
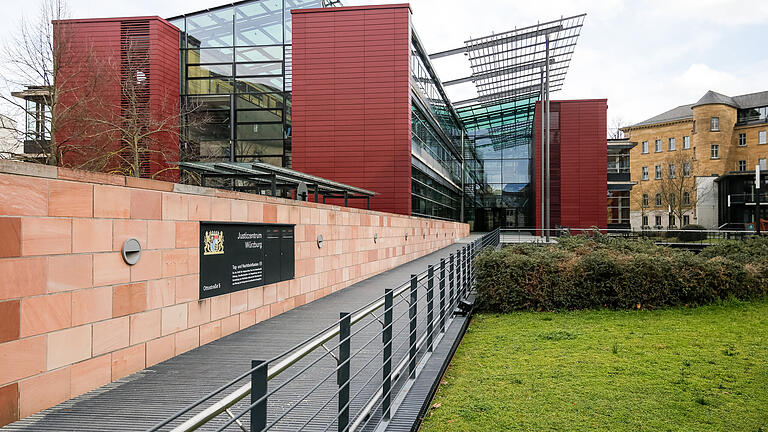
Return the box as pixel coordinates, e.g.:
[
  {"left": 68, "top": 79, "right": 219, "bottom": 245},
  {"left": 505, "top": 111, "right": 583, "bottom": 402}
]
[{"left": 160, "top": 229, "right": 500, "bottom": 432}]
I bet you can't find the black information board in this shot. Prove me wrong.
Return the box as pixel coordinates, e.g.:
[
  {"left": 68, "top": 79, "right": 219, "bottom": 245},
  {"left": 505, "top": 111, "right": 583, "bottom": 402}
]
[{"left": 199, "top": 222, "right": 294, "bottom": 300}]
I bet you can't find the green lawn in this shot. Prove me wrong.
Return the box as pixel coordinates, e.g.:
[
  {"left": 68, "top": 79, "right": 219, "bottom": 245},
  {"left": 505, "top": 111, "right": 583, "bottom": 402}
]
[{"left": 420, "top": 300, "right": 768, "bottom": 432}]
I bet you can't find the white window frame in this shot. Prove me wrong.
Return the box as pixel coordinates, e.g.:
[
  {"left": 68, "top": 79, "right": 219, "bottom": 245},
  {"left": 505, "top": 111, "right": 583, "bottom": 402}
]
[
  {"left": 711, "top": 144, "right": 719, "bottom": 159},
  {"left": 738, "top": 133, "right": 747, "bottom": 147},
  {"left": 668, "top": 137, "right": 676, "bottom": 151},
  {"left": 655, "top": 193, "right": 662, "bottom": 206},
  {"left": 642, "top": 194, "right": 649, "bottom": 207},
  {"left": 710, "top": 117, "right": 719, "bottom": 132},
  {"left": 655, "top": 139, "right": 662, "bottom": 152},
  {"left": 668, "top": 164, "right": 676, "bottom": 178},
  {"left": 759, "top": 130, "right": 767, "bottom": 145},
  {"left": 642, "top": 215, "right": 649, "bottom": 227},
  {"left": 738, "top": 160, "right": 747, "bottom": 171},
  {"left": 641, "top": 141, "right": 649, "bottom": 153},
  {"left": 655, "top": 215, "right": 662, "bottom": 227},
  {"left": 683, "top": 192, "right": 690, "bottom": 206},
  {"left": 683, "top": 162, "right": 691, "bottom": 177},
  {"left": 760, "top": 158, "right": 767, "bottom": 171},
  {"left": 683, "top": 136, "right": 691, "bottom": 149},
  {"left": 655, "top": 165, "right": 662, "bottom": 179},
  {"left": 641, "top": 166, "right": 649, "bottom": 180}
]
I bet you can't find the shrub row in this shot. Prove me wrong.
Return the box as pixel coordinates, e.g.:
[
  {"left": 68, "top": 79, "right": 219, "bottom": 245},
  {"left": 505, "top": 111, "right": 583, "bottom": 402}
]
[{"left": 475, "top": 234, "right": 768, "bottom": 312}]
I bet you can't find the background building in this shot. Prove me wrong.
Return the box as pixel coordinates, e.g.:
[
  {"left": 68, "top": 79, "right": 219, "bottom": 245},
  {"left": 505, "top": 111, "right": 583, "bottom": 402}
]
[{"left": 623, "top": 90, "right": 768, "bottom": 229}]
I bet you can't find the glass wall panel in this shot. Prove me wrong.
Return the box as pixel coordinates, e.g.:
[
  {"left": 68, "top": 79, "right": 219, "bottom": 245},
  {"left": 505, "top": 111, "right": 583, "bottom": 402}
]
[
  {"left": 235, "top": 0, "right": 283, "bottom": 46},
  {"left": 236, "top": 93, "right": 285, "bottom": 110},
  {"left": 188, "top": 64, "right": 233, "bottom": 78},
  {"left": 237, "top": 109, "right": 282, "bottom": 123},
  {"left": 502, "top": 160, "right": 529, "bottom": 183},
  {"left": 186, "top": 78, "right": 234, "bottom": 95},
  {"left": 185, "top": 7, "right": 234, "bottom": 48},
  {"left": 236, "top": 62, "right": 283, "bottom": 76},
  {"left": 236, "top": 123, "right": 284, "bottom": 140},
  {"left": 236, "top": 46, "right": 283, "bottom": 62},
  {"left": 234, "top": 77, "right": 283, "bottom": 93},
  {"left": 187, "top": 47, "right": 233, "bottom": 64},
  {"left": 235, "top": 140, "right": 284, "bottom": 156}
]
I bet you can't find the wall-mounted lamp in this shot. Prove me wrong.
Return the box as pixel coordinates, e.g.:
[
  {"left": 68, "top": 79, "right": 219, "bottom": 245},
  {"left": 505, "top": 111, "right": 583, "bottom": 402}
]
[
  {"left": 317, "top": 234, "right": 324, "bottom": 249},
  {"left": 121, "top": 238, "right": 141, "bottom": 265}
]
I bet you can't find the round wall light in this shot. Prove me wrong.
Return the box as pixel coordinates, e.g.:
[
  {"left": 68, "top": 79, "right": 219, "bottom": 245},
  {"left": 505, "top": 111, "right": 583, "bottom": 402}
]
[
  {"left": 317, "top": 234, "right": 324, "bottom": 249},
  {"left": 121, "top": 238, "right": 142, "bottom": 265}
]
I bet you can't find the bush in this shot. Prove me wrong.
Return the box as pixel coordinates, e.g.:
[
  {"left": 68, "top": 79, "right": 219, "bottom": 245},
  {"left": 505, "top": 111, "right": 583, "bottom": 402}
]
[
  {"left": 474, "top": 235, "right": 768, "bottom": 312},
  {"left": 678, "top": 224, "right": 707, "bottom": 242}
]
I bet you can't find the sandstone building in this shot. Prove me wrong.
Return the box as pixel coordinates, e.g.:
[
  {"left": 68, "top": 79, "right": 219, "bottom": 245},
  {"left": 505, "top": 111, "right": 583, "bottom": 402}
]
[{"left": 622, "top": 90, "right": 768, "bottom": 229}]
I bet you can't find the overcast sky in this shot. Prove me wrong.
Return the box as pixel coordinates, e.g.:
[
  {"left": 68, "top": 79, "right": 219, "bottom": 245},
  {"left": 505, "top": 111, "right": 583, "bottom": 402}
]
[{"left": 1, "top": 0, "right": 767, "bottom": 126}]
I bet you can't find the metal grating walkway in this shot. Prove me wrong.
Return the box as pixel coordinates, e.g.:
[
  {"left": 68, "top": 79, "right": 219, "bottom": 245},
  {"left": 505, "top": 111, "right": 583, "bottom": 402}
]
[{"left": 3, "top": 238, "right": 482, "bottom": 432}]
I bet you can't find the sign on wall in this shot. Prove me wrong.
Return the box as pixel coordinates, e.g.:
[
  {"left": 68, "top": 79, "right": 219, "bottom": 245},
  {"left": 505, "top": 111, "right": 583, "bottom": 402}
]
[{"left": 199, "top": 222, "right": 295, "bottom": 300}]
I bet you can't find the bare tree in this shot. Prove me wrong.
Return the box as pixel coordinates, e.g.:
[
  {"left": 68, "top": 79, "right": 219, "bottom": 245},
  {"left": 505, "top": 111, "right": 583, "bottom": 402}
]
[
  {"left": 608, "top": 116, "right": 627, "bottom": 139},
  {"left": 0, "top": 0, "right": 101, "bottom": 165},
  {"left": 658, "top": 151, "right": 698, "bottom": 227},
  {"left": 631, "top": 180, "right": 654, "bottom": 228},
  {"left": 78, "top": 39, "right": 209, "bottom": 179}
]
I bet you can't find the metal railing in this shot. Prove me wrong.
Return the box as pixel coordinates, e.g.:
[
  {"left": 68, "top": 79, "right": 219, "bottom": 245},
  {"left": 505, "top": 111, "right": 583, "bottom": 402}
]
[
  {"left": 499, "top": 227, "right": 762, "bottom": 245},
  {"left": 148, "top": 229, "right": 501, "bottom": 432}
]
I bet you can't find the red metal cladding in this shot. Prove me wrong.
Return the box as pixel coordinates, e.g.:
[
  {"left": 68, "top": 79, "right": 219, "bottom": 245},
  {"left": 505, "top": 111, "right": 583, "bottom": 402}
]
[
  {"left": 535, "top": 99, "right": 608, "bottom": 231},
  {"left": 54, "top": 17, "right": 179, "bottom": 181},
  {"left": 291, "top": 5, "right": 412, "bottom": 215}
]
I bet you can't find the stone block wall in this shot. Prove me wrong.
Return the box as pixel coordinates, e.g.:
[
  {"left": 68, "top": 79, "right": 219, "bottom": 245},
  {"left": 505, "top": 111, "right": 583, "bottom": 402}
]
[{"left": 0, "top": 161, "right": 468, "bottom": 426}]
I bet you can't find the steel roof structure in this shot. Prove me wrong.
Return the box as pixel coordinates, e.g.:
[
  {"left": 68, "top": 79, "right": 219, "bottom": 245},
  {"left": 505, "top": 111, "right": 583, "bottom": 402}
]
[
  {"left": 178, "top": 161, "right": 376, "bottom": 207},
  {"left": 430, "top": 14, "right": 585, "bottom": 149}
]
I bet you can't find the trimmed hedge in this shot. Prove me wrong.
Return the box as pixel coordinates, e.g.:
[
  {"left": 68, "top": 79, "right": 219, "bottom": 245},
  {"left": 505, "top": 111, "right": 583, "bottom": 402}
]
[
  {"left": 475, "top": 234, "right": 768, "bottom": 312},
  {"left": 678, "top": 224, "right": 707, "bottom": 242}
]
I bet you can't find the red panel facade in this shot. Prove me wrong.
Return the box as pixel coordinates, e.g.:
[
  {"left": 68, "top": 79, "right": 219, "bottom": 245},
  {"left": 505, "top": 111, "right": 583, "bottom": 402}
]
[
  {"left": 535, "top": 99, "right": 608, "bottom": 231},
  {"left": 55, "top": 17, "right": 180, "bottom": 181},
  {"left": 291, "top": 5, "right": 412, "bottom": 215}
]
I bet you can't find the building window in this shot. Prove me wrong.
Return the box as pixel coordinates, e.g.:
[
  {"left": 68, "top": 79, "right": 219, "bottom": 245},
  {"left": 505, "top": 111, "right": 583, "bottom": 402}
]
[
  {"left": 738, "top": 133, "right": 747, "bottom": 146},
  {"left": 693, "top": 120, "right": 697, "bottom": 134},
  {"left": 710, "top": 144, "right": 719, "bottom": 159},
  {"left": 761, "top": 159, "right": 767, "bottom": 171},
  {"left": 641, "top": 141, "right": 649, "bottom": 153},
  {"left": 760, "top": 130, "right": 767, "bottom": 145},
  {"left": 641, "top": 166, "right": 649, "bottom": 180},
  {"left": 669, "top": 214, "right": 676, "bottom": 227},
  {"left": 607, "top": 191, "right": 630, "bottom": 226},
  {"left": 710, "top": 117, "right": 719, "bottom": 131},
  {"left": 642, "top": 194, "right": 649, "bottom": 207},
  {"left": 668, "top": 164, "right": 676, "bottom": 178},
  {"left": 655, "top": 215, "right": 662, "bottom": 227},
  {"left": 683, "top": 162, "right": 691, "bottom": 177},
  {"left": 683, "top": 214, "right": 690, "bottom": 226},
  {"left": 738, "top": 160, "right": 747, "bottom": 171},
  {"left": 683, "top": 192, "right": 691, "bottom": 206},
  {"left": 642, "top": 215, "right": 649, "bottom": 227},
  {"left": 683, "top": 136, "right": 691, "bottom": 149},
  {"left": 655, "top": 139, "right": 662, "bottom": 152},
  {"left": 668, "top": 137, "right": 676, "bottom": 151},
  {"left": 693, "top": 147, "right": 697, "bottom": 160},
  {"left": 655, "top": 193, "right": 662, "bottom": 206},
  {"left": 655, "top": 165, "right": 662, "bottom": 179}
]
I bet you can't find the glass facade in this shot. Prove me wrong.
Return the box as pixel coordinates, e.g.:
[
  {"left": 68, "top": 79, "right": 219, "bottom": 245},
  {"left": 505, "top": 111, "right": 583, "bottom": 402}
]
[
  {"left": 410, "top": 36, "right": 483, "bottom": 223},
  {"left": 457, "top": 98, "right": 537, "bottom": 230},
  {"left": 737, "top": 106, "right": 768, "bottom": 124},
  {"left": 168, "top": 0, "right": 320, "bottom": 168}
]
